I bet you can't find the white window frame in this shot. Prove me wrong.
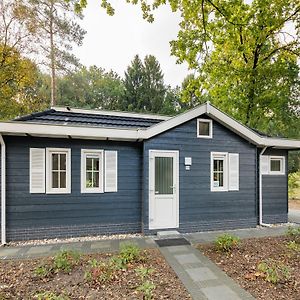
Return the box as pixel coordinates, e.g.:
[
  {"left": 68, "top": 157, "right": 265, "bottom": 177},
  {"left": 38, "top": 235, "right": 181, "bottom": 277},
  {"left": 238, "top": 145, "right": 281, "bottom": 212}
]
[
  {"left": 197, "top": 118, "right": 213, "bottom": 138},
  {"left": 269, "top": 156, "right": 285, "bottom": 175},
  {"left": 46, "top": 148, "right": 71, "bottom": 194},
  {"left": 211, "top": 152, "right": 228, "bottom": 192},
  {"left": 81, "top": 149, "right": 104, "bottom": 193}
]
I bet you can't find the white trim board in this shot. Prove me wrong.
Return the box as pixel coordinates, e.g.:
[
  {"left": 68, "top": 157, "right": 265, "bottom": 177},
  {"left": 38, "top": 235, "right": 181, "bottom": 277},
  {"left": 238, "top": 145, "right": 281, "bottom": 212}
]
[{"left": 52, "top": 106, "right": 171, "bottom": 121}]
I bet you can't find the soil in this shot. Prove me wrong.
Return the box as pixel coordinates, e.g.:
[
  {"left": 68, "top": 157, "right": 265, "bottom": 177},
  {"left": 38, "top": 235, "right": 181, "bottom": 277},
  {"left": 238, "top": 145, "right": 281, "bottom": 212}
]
[
  {"left": 289, "top": 200, "right": 300, "bottom": 210},
  {"left": 198, "top": 236, "right": 300, "bottom": 300},
  {"left": 0, "top": 249, "right": 191, "bottom": 300}
]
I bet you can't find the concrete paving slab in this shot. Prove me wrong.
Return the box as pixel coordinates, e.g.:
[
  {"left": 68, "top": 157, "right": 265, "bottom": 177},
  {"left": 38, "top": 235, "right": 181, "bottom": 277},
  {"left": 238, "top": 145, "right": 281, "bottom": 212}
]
[
  {"left": 186, "top": 267, "right": 218, "bottom": 282},
  {"left": 289, "top": 209, "right": 300, "bottom": 224},
  {"left": 167, "top": 245, "right": 190, "bottom": 253},
  {"left": 202, "top": 284, "right": 242, "bottom": 300},
  {"left": 0, "top": 248, "right": 21, "bottom": 257},
  {"left": 175, "top": 253, "right": 200, "bottom": 264},
  {"left": 27, "top": 246, "right": 53, "bottom": 255},
  {"left": 90, "top": 241, "right": 111, "bottom": 250}
]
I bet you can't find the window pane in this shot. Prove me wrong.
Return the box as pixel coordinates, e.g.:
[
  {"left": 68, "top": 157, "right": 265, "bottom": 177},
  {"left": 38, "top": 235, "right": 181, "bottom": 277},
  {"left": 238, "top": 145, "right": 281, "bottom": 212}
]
[
  {"left": 155, "top": 157, "right": 173, "bottom": 195},
  {"left": 219, "top": 172, "right": 224, "bottom": 186},
  {"left": 270, "top": 159, "right": 281, "bottom": 172},
  {"left": 60, "top": 154, "right": 66, "bottom": 171},
  {"left": 86, "top": 158, "right": 93, "bottom": 171},
  {"left": 86, "top": 172, "right": 93, "bottom": 188},
  {"left": 60, "top": 171, "right": 66, "bottom": 188},
  {"left": 199, "top": 122, "right": 210, "bottom": 136},
  {"left": 52, "top": 154, "right": 59, "bottom": 170},
  {"left": 93, "top": 172, "right": 99, "bottom": 188},
  {"left": 52, "top": 171, "right": 59, "bottom": 188},
  {"left": 93, "top": 158, "right": 100, "bottom": 171}
]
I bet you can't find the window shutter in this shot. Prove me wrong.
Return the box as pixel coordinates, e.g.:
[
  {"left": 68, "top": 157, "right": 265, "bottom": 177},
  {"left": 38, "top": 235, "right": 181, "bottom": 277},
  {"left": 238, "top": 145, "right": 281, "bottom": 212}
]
[
  {"left": 260, "top": 155, "right": 269, "bottom": 175},
  {"left": 228, "top": 153, "right": 239, "bottom": 191},
  {"left": 105, "top": 151, "right": 118, "bottom": 192},
  {"left": 30, "top": 148, "right": 45, "bottom": 193}
]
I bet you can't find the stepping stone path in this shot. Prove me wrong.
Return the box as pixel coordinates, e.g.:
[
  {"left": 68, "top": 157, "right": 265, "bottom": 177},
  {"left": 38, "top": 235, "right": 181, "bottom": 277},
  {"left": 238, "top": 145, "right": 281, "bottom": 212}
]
[{"left": 159, "top": 244, "right": 255, "bottom": 300}]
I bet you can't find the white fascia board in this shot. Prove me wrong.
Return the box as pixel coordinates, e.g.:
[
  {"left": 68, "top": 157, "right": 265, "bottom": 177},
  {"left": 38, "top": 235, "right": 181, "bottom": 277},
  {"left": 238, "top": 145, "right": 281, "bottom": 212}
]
[
  {"left": 141, "top": 104, "right": 207, "bottom": 139},
  {"left": 52, "top": 106, "right": 171, "bottom": 121},
  {"left": 261, "top": 137, "right": 300, "bottom": 149},
  {"left": 207, "top": 105, "right": 261, "bottom": 145},
  {"left": 0, "top": 122, "right": 139, "bottom": 140}
]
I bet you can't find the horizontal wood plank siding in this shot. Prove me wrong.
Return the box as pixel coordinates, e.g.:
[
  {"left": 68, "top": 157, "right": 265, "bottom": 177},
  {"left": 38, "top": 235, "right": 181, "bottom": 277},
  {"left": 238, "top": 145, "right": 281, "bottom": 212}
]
[
  {"left": 4, "top": 136, "right": 143, "bottom": 241},
  {"left": 261, "top": 148, "right": 288, "bottom": 223},
  {"left": 143, "top": 115, "right": 258, "bottom": 233}
]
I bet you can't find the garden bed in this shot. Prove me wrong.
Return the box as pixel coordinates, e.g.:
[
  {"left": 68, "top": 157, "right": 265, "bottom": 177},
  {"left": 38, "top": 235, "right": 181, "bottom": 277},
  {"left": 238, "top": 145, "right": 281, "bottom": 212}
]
[
  {"left": 0, "top": 245, "right": 191, "bottom": 299},
  {"left": 198, "top": 234, "right": 300, "bottom": 300}
]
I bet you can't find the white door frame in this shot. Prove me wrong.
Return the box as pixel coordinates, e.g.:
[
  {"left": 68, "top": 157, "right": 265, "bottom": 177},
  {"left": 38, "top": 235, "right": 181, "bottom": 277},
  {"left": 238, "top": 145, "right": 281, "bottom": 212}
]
[{"left": 149, "top": 149, "right": 179, "bottom": 230}]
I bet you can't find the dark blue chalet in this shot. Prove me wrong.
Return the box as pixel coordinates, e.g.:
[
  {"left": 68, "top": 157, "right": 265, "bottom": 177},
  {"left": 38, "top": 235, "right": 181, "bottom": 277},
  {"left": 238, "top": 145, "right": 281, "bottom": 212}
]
[{"left": 0, "top": 102, "right": 299, "bottom": 242}]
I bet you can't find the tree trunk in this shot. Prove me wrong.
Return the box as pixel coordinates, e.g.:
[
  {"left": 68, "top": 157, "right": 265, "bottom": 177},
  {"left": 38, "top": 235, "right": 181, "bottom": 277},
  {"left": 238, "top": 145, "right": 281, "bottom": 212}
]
[{"left": 49, "top": 1, "right": 56, "bottom": 106}]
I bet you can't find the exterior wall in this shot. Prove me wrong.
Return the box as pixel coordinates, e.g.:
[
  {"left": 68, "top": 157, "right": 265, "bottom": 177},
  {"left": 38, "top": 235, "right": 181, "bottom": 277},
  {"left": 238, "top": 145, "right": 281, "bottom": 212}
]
[
  {"left": 143, "top": 115, "right": 258, "bottom": 234},
  {"left": 261, "top": 148, "right": 288, "bottom": 224},
  {"left": 4, "top": 136, "right": 143, "bottom": 241}
]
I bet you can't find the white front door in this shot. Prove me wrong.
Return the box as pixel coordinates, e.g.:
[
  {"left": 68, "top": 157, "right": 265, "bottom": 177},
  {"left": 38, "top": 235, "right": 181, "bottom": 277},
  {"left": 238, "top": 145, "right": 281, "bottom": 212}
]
[{"left": 149, "top": 150, "right": 179, "bottom": 229}]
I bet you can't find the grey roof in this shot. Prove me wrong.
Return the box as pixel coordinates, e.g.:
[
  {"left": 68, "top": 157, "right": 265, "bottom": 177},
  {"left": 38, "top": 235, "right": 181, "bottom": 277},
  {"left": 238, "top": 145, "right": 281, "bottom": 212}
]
[{"left": 15, "top": 109, "right": 165, "bottom": 129}]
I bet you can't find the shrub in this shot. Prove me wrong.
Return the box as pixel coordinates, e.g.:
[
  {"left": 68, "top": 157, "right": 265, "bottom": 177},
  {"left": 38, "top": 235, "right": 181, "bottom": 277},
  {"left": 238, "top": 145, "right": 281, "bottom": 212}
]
[
  {"left": 286, "top": 226, "right": 300, "bottom": 242},
  {"left": 34, "top": 291, "right": 69, "bottom": 300},
  {"left": 214, "top": 234, "right": 240, "bottom": 252},
  {"left": 288, "top": 172, "right": 300, "bottom": 199},
  {"left": 287, "top": 241, "right": 300, "bottom": 252},
  {"left": 34, "top": 265, "right": 52, "bottom": 278},
  {"left": 84, "top": 260, "right": 115, "bottom": 283},
  {"left": 53, "top": 250, "right": 81, "bottom": 273},
  {"left": 119, "top": 243, "right": 141, "bottom": 264},
  {"left": 257, "top": 259, "right": 291, "bottom": 284},
  {"left": 136, "top": 281, "right": 156, "bottom": 300}
]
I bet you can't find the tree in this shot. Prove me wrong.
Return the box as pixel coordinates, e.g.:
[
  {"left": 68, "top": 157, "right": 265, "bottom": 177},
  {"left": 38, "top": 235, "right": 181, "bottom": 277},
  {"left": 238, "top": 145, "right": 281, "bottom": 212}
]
[
  {"left": 74, "top": 0, "right": 300, "bottom": 138},
  {"left": 57, "top": 66, "right": 125, "bottom": 110},
  {"left": 142, "top": 55, "right": 166, "bottom": 113},
  {"left": 123, "top": 54, "right": 145, "bottom": 111},
  {"left": 19, "top": 0, "right": 86, "bottom": 106}
]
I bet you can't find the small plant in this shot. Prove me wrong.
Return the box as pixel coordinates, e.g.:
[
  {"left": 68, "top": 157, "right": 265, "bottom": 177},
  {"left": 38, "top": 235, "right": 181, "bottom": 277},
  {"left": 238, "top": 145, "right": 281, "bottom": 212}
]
[
  {"left": 214, "top": 234, "right": 240, "bottom": 252},
  {"left": 84, "top": 260, "right": 115, "bottom": 283},
  {"left": 34, "top": 265, "right": 52, "bottom": 278},
  {"left": 34, "top": 291, "right": 69, "bottom": 300},
  {"left": 286, "top": 226, "right": 300, "bottom": 239},
  {"left": 119, "top": 243, "right": 141, "bottom": 264},
  {"left": 53, "top": 250, "right": 81, "bottom": 273},
  {"left": 287, "top": 240, "right": 300, "bottom": 252},
  {"left": 136, "top": 281, "right": 156, "bottom": 300},
  {"left": 135, "top": 267, "right": 154, "bottom": 280},
  {"left": 257, "top": 259, "right": 291, "bottom": 284}
]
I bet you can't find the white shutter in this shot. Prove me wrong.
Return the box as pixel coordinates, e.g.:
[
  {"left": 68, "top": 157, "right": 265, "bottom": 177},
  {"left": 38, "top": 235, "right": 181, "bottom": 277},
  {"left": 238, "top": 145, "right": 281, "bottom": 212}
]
[
  {"left": 105, "top": 151, "right": 118, "bottom": 192},
  {"left": 228, "top": 153, "right": 239, "bottom": 191},
  {"left": 260, "top": 155, "right": 269, "bottom": 175},
  {"left": 30, "top": 148, "right": 45, "bottom": 193}
]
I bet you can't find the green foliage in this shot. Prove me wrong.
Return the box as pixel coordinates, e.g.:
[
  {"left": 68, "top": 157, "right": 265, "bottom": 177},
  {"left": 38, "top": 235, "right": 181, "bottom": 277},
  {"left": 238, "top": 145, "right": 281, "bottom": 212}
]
[
  {"left": 289, "top": 172, "right": 300, "bottom": 199},
  {"left": 34, "top": 291, "right": 69, "bottom": 300},
  {"left": 119, "top": 243, "right": 141, "bottom": 264},
  {"left": 214, "top": 234, "right": 240, "bottom": 252},
  {"left": 57, "top": 66, "right": 125, "bottom": 110},
  {"left": 136, "top": 281, "right": 156, "bottom": 300},
  {"left": 34, "top": 265, "right": 52, "bottom": 278},
  {"left": 286, "top": 241, "right": 300, "bottom": 252},
  {"left": 84, "top": 260, "right": 115, "bottom": 283},
  {"left": 135, "top": 266, "right": 154, "bottom": 281},
  {"left": 53, "top": 250, "right": 81, "bottom": 273},
  {"left": 258, "top": 259, "right": 291, "bottom": 284},
  {"left": 286, "top": 226, "right": 300, "bottom": 240}
]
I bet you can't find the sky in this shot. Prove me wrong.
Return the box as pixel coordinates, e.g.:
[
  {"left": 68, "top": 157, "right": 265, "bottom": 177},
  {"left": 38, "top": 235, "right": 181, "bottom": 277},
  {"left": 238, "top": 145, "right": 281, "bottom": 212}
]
[{"left": 72, "top": 1, "right": 189, "bottom": 87}]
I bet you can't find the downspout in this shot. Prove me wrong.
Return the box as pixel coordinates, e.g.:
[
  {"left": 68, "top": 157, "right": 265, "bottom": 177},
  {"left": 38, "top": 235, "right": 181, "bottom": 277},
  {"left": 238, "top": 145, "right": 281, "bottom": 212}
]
[
  {"left": 259, "top": 146, "right": 271, "bottom": 227},
  {"left": 0, "top": 135, "right": 6, "bottom": 245}
]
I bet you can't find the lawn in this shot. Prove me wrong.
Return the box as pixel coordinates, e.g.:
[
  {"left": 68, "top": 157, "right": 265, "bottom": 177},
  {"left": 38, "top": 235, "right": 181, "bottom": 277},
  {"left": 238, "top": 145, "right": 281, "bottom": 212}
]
[
  {"left": 197, "top": 229, "right": 300, "bottom": 300},
  {"left": 0, "top": 243, "right": 191, "bottom": 299}
]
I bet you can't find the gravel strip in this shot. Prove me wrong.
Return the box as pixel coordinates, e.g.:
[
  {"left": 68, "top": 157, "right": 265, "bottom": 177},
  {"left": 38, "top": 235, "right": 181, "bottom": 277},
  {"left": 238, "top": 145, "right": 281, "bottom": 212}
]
[{"left": 4, "top": 233, "right": 143, "bottom": 247}]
